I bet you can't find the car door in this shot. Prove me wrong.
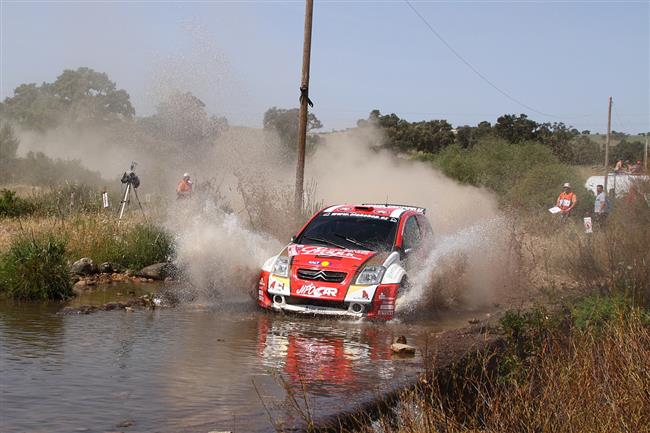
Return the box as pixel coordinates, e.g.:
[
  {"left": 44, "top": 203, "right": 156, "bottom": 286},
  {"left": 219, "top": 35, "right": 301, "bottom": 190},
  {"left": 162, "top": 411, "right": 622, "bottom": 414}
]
[{"left": 401, "top": 215, "right": 422, "bottom": 256}]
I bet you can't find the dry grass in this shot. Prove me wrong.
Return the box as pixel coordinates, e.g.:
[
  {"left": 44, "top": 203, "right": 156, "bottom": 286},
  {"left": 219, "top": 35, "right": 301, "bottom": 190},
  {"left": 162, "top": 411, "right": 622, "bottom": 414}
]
[
  {"left": 354, "top": 311, "right": 650, "bottom": 433},
  {"left": 1, "top": 212, "right": 172, "bottom": 270}
]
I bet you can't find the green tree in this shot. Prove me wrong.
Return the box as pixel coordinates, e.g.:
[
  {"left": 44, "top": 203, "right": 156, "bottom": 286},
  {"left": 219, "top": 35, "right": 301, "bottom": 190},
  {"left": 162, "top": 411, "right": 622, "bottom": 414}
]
[
  {"left": 455, "top": 125, "right": 473, "bottom": 149},
  {"left": 536, "top": 122, "right": 580, "bottom": 163},
  {"left": 358, "top": 110, "right": 454, "bottom": 154},
  {"left": 569, "top": 135, "right": 602, "bottom": 165},
  {"left": 263, "top": 107, "right": 322, "bottom": 154},
  {"left": 0, "top": 83, "right": 61, "bottom": 130},
  {"left": 494, "top": 114, "right": 538, "bottom": 143},
  {"left": 141, "top": 91, "right": 227, "bottom": 145},
  {"left": 1, "top": 67, "right": 135, "bottom": 130},
  {"left": 612, "top": 140, "right": 644, "bottom": 163},
  {"left": 51, "top": 67, "right": 134, "bottom": 121},
  {"left": 0, "top": 123, "right": 19, "bottom": 160}
]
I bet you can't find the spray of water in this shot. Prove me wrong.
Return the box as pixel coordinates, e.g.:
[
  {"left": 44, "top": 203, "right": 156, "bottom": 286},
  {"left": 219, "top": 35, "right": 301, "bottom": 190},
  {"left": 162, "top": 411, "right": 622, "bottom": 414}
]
[
  {"left": 397, "top": 217, "right": 511, "bottom": 314},
  {"left": 165, "top": 204, "right": 282, "bottom": 303}
]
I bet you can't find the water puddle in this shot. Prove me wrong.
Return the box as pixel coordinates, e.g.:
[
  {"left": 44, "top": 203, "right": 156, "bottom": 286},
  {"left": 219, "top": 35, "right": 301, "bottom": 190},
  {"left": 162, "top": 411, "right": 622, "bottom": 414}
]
[{"left": 0, "top": 290, "right": 486, "bottom": 433}]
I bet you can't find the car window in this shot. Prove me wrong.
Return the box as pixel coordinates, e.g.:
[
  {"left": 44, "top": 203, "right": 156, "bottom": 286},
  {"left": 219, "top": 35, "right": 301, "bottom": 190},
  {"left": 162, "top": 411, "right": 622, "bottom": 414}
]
[
  {"left": 402, "top": 216, "right": 421, "bottom": 251},
  {"left": 296, "top": 215, "right": 398, "bottom": 251},
  {"left": 416, "top": 215, "right": 433, "bottom": 237}
]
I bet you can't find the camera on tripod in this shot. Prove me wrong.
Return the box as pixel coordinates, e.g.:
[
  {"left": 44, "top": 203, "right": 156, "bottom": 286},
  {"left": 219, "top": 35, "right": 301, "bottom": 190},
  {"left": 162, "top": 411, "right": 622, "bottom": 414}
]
[
  {"left": 120, "top": 162, "right": 141, "bottom": 189},
  {"left": 118, "top": 161, "right": 145, "bottom": 221}
]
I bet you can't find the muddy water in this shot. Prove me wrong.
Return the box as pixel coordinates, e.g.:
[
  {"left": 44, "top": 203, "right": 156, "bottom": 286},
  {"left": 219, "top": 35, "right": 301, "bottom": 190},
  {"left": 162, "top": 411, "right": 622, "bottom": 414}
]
[{"left": 0, "top": 285, "right": 476, "bottom": 433}]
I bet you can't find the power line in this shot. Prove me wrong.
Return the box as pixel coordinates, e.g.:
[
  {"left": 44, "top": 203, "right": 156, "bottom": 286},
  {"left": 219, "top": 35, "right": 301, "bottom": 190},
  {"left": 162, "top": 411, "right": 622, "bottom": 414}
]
[{"left": 404, "top": 0, "right": 561, "bottom": 119}]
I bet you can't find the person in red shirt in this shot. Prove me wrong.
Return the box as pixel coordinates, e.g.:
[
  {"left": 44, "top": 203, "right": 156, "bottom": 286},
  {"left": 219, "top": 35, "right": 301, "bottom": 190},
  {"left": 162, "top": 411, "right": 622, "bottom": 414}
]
[{"left": 176, "top": 173, "right": 193, "bottom": 199}]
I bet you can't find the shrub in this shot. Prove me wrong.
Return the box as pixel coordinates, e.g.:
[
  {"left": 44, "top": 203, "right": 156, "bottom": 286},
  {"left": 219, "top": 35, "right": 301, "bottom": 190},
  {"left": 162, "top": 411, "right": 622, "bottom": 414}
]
[
  {"left": 0, "top": 189, "right": 34, "bottom": 217},
  {"left": 0, "top": 235, "right": 71, "bottom": 300},
  {"left": 118, "top": 223, "right": 175, "bottom": 270},
  {"left": 64, "top": 219, "right": 174, "bottom": 271},
  {"left": 4, "top": 151, "right": 103, "bottom": 187},
  {"left": 570, "top": 294, "right": 650, "bottom": 330},
  {"left": 434, "top": 139, "right": 586, "bottom": 210}
]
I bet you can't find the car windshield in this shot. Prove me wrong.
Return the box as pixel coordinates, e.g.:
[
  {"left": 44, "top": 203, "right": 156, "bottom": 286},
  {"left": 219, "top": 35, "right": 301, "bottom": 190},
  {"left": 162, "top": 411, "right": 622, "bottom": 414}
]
[{"left": 296, "top": 214, "right": 398, "bottom": 252}]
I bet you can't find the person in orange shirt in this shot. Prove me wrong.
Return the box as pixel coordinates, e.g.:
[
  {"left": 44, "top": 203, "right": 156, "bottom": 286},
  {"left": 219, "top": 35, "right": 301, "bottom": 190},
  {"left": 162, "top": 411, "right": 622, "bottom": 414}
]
[
  {"left": 556, "top": 182, "right": 577, "bottom": 218},
  {"left": 176, "top": 173, "right": 193, "bottom": 199}
]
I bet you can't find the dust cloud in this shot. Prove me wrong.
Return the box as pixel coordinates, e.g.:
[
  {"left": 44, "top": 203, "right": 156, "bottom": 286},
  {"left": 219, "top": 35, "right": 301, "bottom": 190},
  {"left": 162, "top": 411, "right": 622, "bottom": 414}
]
[
  {"left": 306, "top": 129, "right": 498, "bottom": 235},
  {"left": 12, "top": 113, "right": 513, "bottom": 311},
  {"left": 305, "top": 130, "right": 513, "bottom": 314}
]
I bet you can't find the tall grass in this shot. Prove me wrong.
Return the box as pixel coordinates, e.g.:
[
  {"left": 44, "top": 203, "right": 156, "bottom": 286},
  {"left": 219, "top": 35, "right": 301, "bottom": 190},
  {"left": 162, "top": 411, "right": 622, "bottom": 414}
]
[
  {"left": 0, "top": 234, "right": 72, "bottom": 300},
  {"left": 563, "top": 182, "right": 650, "bottom": 307},
  {"left": 352, "top": 304, "right": 650, "bottom": 433},
  {"left": 58, "top": 217, "right": 174, "bottom": 270},
  {"left": 0, "top": 189, "right": 34, "bottom": 217},
  {"left": 2, "top": 214, "right": 174, "bottom": 271}
]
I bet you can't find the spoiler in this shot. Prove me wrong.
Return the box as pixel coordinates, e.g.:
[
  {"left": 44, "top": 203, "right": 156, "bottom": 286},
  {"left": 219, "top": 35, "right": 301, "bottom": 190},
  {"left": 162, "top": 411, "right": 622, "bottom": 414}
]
[{"left": 362, "top": 203, "right": 426, "bottom": 215}]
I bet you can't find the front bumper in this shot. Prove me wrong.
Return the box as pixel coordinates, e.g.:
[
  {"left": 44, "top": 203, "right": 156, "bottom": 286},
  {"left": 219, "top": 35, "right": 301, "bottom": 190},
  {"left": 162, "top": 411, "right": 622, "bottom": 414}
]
[{"left": 270, "top": 299, "right": 365, "bottom": 318}]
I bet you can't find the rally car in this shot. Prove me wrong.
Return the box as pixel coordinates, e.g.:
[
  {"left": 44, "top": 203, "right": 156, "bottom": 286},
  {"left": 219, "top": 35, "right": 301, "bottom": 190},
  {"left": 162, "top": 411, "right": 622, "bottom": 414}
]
[{"left": 257, "top": 204, "right": 433, "bottom": 320}]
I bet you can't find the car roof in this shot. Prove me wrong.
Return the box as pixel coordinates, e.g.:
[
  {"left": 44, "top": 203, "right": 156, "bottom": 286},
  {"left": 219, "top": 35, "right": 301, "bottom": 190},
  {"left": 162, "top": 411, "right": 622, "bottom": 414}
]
[{"left": 321, "top": 204, "right": 426, "bottom": 219}]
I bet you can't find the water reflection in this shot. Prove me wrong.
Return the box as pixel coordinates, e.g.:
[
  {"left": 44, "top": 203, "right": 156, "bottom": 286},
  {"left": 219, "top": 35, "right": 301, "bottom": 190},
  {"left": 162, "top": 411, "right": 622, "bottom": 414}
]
[
  {"left": 256, "top": 315, "right": 397, "bottom": 396},
  {"left": 0, "top": 299, "right": 427, "bottom": 433}
]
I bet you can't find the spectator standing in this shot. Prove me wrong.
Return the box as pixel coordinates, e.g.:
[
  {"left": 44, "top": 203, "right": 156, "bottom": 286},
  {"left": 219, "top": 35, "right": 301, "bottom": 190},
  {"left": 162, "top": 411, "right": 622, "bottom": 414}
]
[
  {"left": 593, "top": 184, "right": 608, "bottom": 224},
  {"left": 557, "top": 182, "right": 577, "bottom": 220},
  {"left": 176, "top": 173, "right": 193, "bottom": 199}
]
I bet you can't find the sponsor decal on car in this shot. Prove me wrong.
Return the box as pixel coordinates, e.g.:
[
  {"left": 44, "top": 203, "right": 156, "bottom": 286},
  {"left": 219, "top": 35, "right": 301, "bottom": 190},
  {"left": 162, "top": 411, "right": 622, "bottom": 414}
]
[
  {"left": 296, "top": 283, "right": 338, "bottom": 298},
  {"left": 270, "top": 280, "right": 285, "bottom": 291},
  {"left": 327, "top": 212, "right": 391, "bottom": 221},
  {"left": 288, "top": 245, "right": 373, "bottom": 260},
  {"left": 308, "top": 260, "right": 320, "bottom": 265},
  {"left": 268, "top": 276, "right": 290, "bottom": 295}
]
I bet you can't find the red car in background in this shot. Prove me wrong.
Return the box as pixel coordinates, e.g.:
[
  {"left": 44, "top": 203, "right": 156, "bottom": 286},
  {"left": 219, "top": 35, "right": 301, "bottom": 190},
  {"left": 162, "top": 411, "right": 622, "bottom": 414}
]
[{"left": 257, "top": 204, "right": 433, "bottom": 320}]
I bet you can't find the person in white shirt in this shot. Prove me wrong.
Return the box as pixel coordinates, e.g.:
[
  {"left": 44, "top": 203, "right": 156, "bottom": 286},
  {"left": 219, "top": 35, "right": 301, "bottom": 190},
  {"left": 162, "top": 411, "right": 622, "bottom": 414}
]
[{"left": 593, "top": 184, "right": 608, "bottom": 224}]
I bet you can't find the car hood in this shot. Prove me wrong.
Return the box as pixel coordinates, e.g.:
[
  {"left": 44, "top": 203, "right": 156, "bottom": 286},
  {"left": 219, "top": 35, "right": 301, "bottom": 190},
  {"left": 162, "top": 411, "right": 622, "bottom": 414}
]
[{"left": 286, "top": 244, "right": 378, "bottom": 301}]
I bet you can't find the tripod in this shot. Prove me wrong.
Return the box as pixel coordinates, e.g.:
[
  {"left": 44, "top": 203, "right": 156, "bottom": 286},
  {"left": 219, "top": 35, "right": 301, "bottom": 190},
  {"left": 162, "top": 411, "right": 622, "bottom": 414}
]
[{"left": 118, "top": 180, "right": 147, "bottom": 222}]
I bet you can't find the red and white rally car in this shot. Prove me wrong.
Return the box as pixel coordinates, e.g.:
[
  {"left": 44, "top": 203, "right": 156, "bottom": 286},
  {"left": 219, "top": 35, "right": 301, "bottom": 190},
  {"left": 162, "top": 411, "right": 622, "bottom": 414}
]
[{"left": 257, "top": 204, "right": 433, "bottom": 320}]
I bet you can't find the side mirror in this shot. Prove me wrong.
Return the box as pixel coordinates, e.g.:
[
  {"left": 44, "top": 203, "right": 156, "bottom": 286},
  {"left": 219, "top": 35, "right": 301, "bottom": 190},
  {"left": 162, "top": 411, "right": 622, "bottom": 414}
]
[
  {"left": 404, "top": 248, "right": 413, "bottom": 255},
  {"left": 290, "top": 235, "right": 296, "bottom": 243}
]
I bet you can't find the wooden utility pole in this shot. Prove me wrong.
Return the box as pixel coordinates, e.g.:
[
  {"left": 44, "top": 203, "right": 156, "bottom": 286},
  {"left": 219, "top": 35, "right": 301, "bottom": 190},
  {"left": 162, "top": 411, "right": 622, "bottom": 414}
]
[
  {"left": 604, "top": 96, "right": 612, "bottom": 194},
  {"left": 643, "top": 132, "right": 650, "bottom": 173},
  {"left": 295, "top": 0, "right": 314, "bottom": 213}
]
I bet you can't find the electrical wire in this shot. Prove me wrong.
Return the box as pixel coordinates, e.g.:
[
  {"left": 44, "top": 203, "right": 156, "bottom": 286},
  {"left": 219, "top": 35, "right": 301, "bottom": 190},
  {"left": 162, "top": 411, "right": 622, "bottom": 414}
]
[{"left": 404, "top": 0, "right": 561, "bottom": 119}]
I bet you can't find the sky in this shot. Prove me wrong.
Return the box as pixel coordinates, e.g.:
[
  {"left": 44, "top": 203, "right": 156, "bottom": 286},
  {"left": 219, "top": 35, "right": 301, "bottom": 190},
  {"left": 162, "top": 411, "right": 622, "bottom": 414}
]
[{"left": 1, "top": 0, "right": 648, "bottom": 133}]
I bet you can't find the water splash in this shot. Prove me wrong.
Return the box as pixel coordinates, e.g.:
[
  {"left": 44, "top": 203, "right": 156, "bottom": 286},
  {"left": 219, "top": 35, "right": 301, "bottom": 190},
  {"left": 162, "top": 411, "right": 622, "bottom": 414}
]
[
  {"left": 165, "top": 203, "right": 282, "bottom": 303},
  {"left": 397, "top": 217, "right": 508, "bottom": 314}
]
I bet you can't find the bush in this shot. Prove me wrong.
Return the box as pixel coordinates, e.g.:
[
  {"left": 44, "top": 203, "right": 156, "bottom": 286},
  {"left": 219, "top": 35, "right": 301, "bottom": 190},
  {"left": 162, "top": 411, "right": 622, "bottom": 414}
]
[
  {"left": 570, "top": 294, "right": 650, "bottom": 330},
  {"left": 4, "top": 151, "right": 103, "bottom": 187},
  {"left": 0, "top": 235, "right": 71, "bottom": 300},
  {"left": 434, "top": 139, "right": 586, "bottom": 210},
  {"left": 118, "top": 223, "right": 175, "bottom": 270},
  {"left": 64, "top": 219, "right": 174, "bottom": 270},
  {"left": 0, "top": 189, "right": 34, "bottom": 217}
]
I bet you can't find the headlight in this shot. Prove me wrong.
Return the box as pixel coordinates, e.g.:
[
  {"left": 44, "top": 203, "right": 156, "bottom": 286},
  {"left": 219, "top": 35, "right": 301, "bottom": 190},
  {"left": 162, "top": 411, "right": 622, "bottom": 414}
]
[
  {"left": 272, "top": 256, "right": 290, "bottom": 277},
  {"left": 261, "top": 256, "right": 277, "bottom": 272},
  {"left": 355, "top": 266, "right": 385, "bottom": 285}
]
